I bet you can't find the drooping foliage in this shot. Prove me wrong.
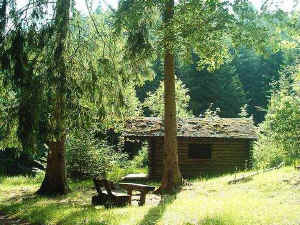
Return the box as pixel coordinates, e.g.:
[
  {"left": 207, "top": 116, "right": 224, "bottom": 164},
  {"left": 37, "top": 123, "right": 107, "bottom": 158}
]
[
  {"left": 0, "top": 0, "right": 148, "bottom": 193},
  {"left": 0, "top": 77, "right": 19, "bottom": 150},
  {"left": 116, "top": 0, "right": 286, "bottom": 70},
  {"left": 0, "top": 0, "right": 52, "bottom": 155},
  {"left": 1, "top": 3, "right": 144, "bottom": 128},
  {"left": 60, "top": 10, "right": 146, "bottom": 132}
]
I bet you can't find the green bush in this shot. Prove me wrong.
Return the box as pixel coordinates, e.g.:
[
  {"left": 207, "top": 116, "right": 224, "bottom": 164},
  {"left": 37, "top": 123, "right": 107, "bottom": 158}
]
[
  {"left": 131, "top": 145, "right": 148, "bottom": 168},
  {"left": 106, "top": 164, "right": 134, "bottom": 182},
  {"left": 106, "top": 145, "right": 149, "bottom": 182},
  {"left": 253, "top": 69, "right": 300, "bottom": 168},
  {"left": 66, "top": 129, "right": 128, "bottom": 179}
]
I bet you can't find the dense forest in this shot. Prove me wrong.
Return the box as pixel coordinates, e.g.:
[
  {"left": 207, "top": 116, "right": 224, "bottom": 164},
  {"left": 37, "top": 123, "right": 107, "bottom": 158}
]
[{"left": 138, "top": 48, "right": 297, "bottom": 122}]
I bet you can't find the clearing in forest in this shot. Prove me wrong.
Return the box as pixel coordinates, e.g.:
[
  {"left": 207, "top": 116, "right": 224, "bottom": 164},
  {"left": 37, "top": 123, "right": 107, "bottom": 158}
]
[{"left": 0, "top": 167, "right": 299, "bottom": 225}]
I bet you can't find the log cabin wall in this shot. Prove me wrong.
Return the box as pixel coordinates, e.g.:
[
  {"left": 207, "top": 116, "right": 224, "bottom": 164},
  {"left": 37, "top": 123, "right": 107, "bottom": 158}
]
[
  {"left": 149, "top": 137, "right": 251, "bottom": 179},
  {"left": 148, "top": 138, "right": 156, "bottom": 178}
]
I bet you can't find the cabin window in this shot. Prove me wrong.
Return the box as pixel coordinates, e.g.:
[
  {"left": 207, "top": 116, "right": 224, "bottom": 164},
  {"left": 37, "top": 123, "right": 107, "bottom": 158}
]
[{"left": 188, "top": 144, "right": 212, "bottom": 159}]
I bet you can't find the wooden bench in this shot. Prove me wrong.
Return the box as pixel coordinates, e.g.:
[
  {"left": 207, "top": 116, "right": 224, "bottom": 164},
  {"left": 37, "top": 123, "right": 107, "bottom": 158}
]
[
  {"left": 119, "top": 182, "right": 155, "bottom": 206},
  {"left": 92, "top": 178, "right": 130, "bottom": 208},
  {"left": 92, "top": 178, "right": 155, "bottom": 207}
]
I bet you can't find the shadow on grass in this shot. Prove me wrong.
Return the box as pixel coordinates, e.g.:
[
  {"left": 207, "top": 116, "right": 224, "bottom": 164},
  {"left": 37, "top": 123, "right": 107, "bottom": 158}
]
[
  {"left": 0, "top": 178, "right": 100, "bottom": 225},
  {"left": 137, "top": 194, "right": 177, "bottom": 225},
  {"left": 55, "top": 206, "right": 112, "bottom": 225},
  {"left": 1, "top": 195, "right": 40, "bottom": 217},
  {"left": 7, "top": 192, "right": 37, "bottom": 202},
  {"left": 1, "top": 194, "right": 91, "bottom": 225}
]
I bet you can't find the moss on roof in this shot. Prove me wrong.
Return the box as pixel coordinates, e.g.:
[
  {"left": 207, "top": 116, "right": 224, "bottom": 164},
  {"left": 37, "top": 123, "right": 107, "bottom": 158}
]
[{"left": 124, "top": 117, "right": 257, "bottom": 139}]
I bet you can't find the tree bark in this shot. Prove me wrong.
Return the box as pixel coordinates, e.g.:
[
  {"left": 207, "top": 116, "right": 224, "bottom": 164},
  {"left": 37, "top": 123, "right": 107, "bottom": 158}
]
[
  {"left": 157, "top": 0, "right": 182, "bottom": 194},
  {"left": 37, "top": 0, "right": 70, "bottom": 195},
  {"left": 37, "top": 137, "right": 69, "bottom": 195}
]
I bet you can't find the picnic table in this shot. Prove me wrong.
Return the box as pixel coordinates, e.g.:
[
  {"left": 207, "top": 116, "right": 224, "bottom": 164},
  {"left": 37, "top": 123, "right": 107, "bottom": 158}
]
[
  {"left": 119, "top": 182, "right": 155, "bottom": 206},
  {"left": 92, "top": 178, "right": 155, "bottom": 207}
]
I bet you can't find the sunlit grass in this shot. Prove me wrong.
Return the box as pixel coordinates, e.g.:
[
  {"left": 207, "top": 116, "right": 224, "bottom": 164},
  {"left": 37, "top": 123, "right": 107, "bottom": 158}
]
[{"left": 1, "top": 167, "right": 300, "bottom": 225}]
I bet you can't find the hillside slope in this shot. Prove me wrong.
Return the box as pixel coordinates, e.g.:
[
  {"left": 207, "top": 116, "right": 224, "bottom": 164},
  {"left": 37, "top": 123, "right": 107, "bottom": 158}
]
[{"left": 0, "top": 167, "right": 299, "bottom": 225}]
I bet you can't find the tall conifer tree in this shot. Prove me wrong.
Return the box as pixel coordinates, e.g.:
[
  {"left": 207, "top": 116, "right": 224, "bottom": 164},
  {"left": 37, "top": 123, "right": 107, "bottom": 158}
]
[
  {"left": 160, "top": 0, "right": 182, "bottom": 192},
  {"left": 37, "top": 0, "right": 71, "bottom": 195}
]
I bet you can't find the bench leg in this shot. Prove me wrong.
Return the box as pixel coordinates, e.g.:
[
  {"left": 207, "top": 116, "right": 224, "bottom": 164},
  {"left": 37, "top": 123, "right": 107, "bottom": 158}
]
[
  {"left": 127, "top": 190, "right": 132, "bottom": 205},
  {"left": 139, "top": 191, "right": 146, "bottom": 206}
]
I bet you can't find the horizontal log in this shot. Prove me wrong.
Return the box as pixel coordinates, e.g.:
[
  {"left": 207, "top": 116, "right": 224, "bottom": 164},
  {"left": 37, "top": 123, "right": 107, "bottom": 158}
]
[
  {"left": 179, "top": 161, "right": 245, "bottom": 165},
  {"left": 213, "top": 156, "right": 249, "bottom": 159},
  {"left": 228, "top": 163, "right": 284, "bottom": 184},
  {"left": 153, "top": 159, "right": 248, "bottom": 164}
]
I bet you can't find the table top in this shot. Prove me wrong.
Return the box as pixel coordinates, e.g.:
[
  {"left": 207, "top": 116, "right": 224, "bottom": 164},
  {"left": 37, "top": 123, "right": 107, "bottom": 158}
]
[{"left": 119, "top": 183, "right": 155, "bottom": 191}]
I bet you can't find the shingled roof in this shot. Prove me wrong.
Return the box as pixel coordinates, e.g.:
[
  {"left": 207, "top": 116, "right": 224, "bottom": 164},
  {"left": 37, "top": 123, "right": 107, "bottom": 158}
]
[{"left": 124, "top": 117, "right": 257, "bottom": 139}]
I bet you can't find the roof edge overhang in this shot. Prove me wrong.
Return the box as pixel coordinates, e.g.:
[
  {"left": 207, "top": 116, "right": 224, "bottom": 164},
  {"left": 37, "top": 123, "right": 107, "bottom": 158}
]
[{"left": 124, "top": 135, "right": 258, "bottom": 140}]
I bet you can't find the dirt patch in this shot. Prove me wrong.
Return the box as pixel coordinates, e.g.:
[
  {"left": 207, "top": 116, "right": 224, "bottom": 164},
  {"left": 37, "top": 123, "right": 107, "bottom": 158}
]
[
  {"left": 282, "top": 174, "right": 300, "bottom": 186},
  {"left": 0, "top": 212, "right": 35, "bottom": 225}
]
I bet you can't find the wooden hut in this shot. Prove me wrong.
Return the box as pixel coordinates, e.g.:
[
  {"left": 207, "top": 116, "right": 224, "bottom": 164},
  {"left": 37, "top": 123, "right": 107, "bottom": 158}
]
[{"left": 124, "top": 117, "right": 257, "bottom": 179}]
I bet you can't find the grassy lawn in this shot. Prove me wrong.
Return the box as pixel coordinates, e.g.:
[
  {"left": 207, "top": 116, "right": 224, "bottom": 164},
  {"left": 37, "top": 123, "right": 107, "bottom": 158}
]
[{"left": 0, "top": 167, "right": 300, "bottom": 225}]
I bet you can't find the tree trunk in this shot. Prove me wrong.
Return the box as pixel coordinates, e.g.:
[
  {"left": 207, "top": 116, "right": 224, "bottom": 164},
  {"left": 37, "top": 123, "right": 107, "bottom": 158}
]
[
  {"left": 37, "top": 137, "right": 69, "bottom": 195},
  {"left": 157, "top": 0, "right": 182, "bottom": 194},
  {"left": 38, "top": 88, "right": 69, "bottom": 195},
  {"left": 38, "top": 0, "right": 70, "bottom": 195}
]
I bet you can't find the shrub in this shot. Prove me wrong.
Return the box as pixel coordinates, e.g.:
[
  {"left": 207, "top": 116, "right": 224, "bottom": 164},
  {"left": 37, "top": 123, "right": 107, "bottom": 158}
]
[
  {"left": 66, "top": 129, "right": 128, "bottom": 179},
  {"left": 253, "top": 69, "right": 300, "bottom": 168},
  {"left": 106, "top": 164, "right": 134, "bottom": 182},
  {"left": 131, "top": 144, "right": 148, "bottom": 168},
  {"left": 143, "top": 77, "right": 194, "bottom": 118}
]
